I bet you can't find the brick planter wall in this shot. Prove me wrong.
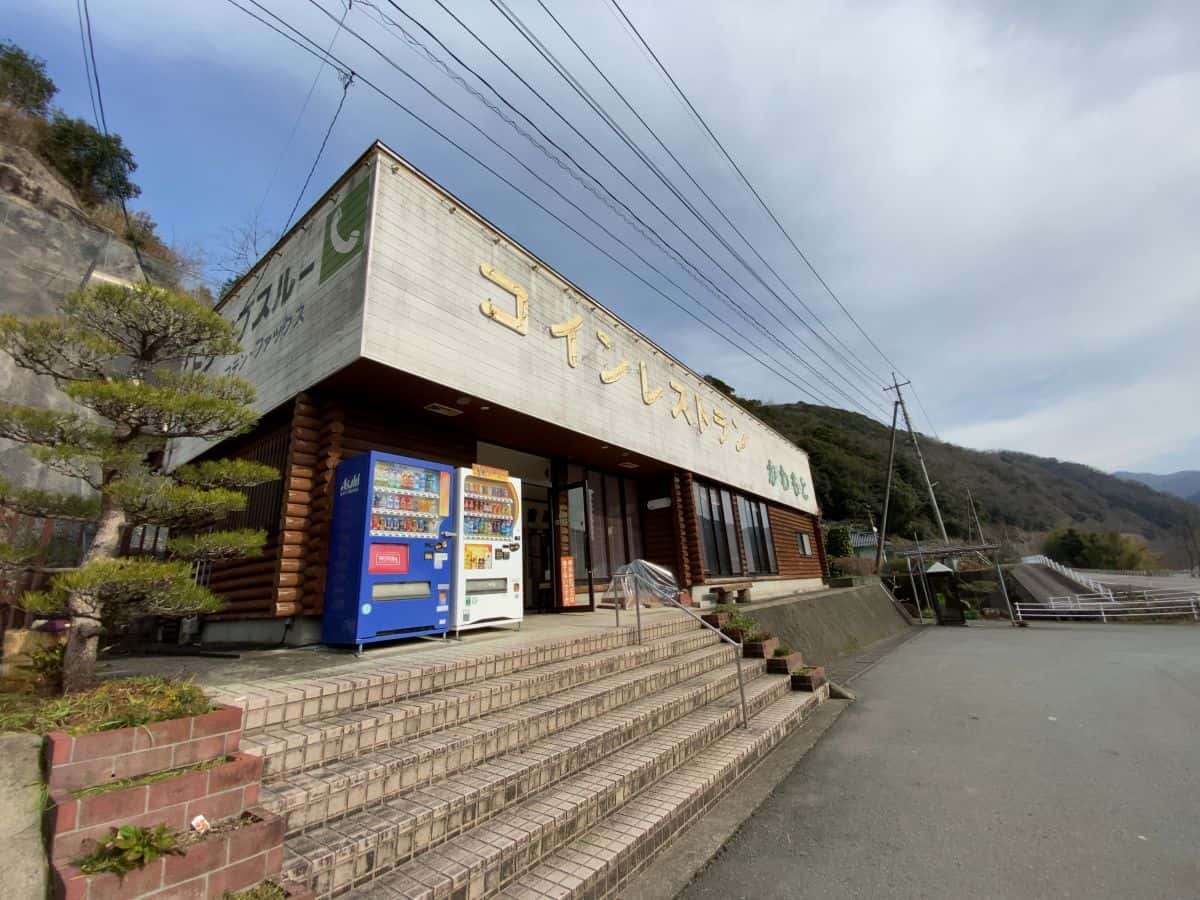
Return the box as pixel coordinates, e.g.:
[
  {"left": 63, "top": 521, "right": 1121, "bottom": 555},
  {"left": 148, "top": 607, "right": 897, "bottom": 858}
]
[
  {"left": 47, "top": 751, "right": 263, "bottom": 861},
  {"left": 45, "top": 705, "right": 243, "bottom": 793},
  {"left": 53, "top": 806, "right": 284, "bottom": 900}
]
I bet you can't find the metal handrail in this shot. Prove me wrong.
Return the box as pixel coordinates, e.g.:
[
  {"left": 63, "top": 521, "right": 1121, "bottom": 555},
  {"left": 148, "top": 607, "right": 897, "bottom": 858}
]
[{"left": 613, "top": 573, "right": 749, "bottom": 729}]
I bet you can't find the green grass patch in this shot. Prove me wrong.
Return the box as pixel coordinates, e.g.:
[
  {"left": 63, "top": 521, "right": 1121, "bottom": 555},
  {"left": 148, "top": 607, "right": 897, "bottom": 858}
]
[
  {"left": 0, "top": 676, "right": 212, "bottom": 735},
  {"left": 72, "top": 756, "right": 230, "bottom": 799},
  {"left": 224, "top": 882, "right": 287, "bottom": 900}
]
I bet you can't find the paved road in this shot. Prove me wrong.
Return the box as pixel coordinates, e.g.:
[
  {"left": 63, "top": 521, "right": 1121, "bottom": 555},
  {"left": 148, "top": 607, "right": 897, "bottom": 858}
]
[{"left": 680, "top": 623, "right": 1200, "bottom": 900}]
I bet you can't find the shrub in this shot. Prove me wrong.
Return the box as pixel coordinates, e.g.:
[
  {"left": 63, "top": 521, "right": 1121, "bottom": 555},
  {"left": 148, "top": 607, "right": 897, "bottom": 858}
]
[
  {"left": 0, "top": 41, "right": 57, "bottom": 116},
  {"left": 825, "top": 526, "right": 853, "bottom": 558},
  {"left": 38, "top": 111, "right": 140, "bottom": 206},
  {"left": 773, "top": 644, "right": 792, "bottom": 657},
  {"left": 0, "top": 676, "right": 211, "bottom": 734},
  {"left": 76, "top": 824, "right": 182, "bottom": 876}
]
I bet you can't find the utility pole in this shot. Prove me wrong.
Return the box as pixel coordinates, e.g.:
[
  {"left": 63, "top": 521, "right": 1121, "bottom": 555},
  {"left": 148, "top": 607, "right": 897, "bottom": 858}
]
[
  {"left": 967, "top": 488, "right": 986, "bottom": 544},
  {"left": 875, "top": 400, "right": 900, "bottom": 573},
  {"left": 886, "top": 374, "right": 948, "bottom": 544}
]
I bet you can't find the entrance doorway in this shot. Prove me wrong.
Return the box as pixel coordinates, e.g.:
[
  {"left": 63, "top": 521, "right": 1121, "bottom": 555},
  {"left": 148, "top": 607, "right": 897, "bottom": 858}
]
[{"left": 552, "top": 481, "right": 596, "bottom": 611}]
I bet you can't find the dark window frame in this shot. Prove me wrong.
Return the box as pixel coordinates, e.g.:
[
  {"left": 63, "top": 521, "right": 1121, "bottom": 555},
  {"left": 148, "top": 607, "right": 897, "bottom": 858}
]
[
  {"left": 693, "top": 481, "right": 744, "bottom": 578},
  {"left": 568, "top": 463, "right": 643, "bottom": 582}
]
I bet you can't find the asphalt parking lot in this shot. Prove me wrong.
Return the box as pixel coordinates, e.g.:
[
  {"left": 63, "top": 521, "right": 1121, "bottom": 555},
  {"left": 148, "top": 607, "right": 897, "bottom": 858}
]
[{"left": 681, "top": 622, "right": 1200, "bottom": 900}]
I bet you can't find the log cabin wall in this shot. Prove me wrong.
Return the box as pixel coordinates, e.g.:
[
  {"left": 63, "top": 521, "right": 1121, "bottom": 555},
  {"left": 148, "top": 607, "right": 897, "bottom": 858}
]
[
  {"left": 205, "top": 420, "right": 290, "bottom": 619},
  {"left": 767, "top": 505, "right": 825, "bottom": 581},
  {"left": 675, "top": 471, "right": 702, "bottom": 589}
]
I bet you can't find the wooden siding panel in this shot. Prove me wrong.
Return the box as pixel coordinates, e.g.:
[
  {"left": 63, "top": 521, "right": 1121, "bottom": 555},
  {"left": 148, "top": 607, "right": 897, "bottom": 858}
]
[{"left": 768, "top": 505, "right": 825, "bottom": 581}]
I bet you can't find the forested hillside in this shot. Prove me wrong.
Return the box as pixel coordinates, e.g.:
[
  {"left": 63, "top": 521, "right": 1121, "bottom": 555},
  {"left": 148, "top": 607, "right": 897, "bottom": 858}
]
[{"left": 703, "top": 379, "right": 1197, "bottom": 554}]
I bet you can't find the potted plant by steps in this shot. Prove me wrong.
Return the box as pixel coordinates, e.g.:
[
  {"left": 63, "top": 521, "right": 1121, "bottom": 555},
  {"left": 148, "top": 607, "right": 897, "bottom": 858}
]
[
  {"left": 791, "top": 665, "right": 827, "bottom": 692},
  {"left": 701, "top": 604, "right": 735, "bottom": 630},
  {"left": 719, "top": 611, "right": 757, "bottom": 645},
  {"left": 767, "top": 644, "right": 803, "bottom": 674},
  {"left": 741, "top": 630, "right": 780, "bottom": 659}
]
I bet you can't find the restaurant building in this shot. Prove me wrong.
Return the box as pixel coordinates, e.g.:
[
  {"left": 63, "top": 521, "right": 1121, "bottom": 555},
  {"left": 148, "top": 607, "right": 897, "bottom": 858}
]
[{"left": 171, "top": 142, "right": 827, "bottom": 642}]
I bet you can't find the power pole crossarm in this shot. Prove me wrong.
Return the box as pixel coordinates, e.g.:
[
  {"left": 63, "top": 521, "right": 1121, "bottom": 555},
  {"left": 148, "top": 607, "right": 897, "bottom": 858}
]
[{"left": 886, "top": 374, "right": 948, "bottom": 544}]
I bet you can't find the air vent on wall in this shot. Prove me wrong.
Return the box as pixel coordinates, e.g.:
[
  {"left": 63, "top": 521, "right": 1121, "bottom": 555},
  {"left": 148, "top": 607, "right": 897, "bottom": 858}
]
[{"left": 424, "top": 402, "right": 464, "bottom": 417}]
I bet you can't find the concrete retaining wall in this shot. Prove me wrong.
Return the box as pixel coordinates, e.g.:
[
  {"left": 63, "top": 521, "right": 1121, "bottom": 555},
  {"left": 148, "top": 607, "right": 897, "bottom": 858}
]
[
  {"left": 0, "top": 732, "right": 48, "bottom": 900},
  {"left": 737, "top": 583, "right": 910, "bottom": 667}
]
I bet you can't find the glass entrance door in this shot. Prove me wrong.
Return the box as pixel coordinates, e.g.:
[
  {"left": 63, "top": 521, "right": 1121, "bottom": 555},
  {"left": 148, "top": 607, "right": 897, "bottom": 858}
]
[{"left": 552, "top": 481, "right": 595, "bottom": 611}]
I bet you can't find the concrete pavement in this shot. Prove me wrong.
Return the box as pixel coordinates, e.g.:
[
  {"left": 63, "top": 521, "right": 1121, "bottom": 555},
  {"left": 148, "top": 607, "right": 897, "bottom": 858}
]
[{"left": 680, "top": 622, "right": 1200, "bottom": 900}]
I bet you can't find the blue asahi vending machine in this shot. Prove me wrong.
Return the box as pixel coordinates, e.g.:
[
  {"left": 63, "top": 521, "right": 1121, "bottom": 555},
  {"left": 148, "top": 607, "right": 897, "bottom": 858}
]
[{"left": 322, "top": 451, "right": 457, "bottom": 651}]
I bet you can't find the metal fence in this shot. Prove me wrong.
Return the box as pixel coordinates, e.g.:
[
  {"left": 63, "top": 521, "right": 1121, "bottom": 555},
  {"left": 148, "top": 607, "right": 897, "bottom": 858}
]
[
  {"left": 1015, "top": 589, "right": 1200, "bottom": 622},
  {"left": 1020, "top": 554, "right": 1115, "bottom": 600}
]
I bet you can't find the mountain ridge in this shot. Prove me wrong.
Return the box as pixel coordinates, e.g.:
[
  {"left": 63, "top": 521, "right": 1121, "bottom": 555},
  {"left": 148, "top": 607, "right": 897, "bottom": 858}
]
[
  {"left": 1113, "top": 470, "right": 1200, "bottom": 504},
  {"left": 706, "top": 387, "right": 1196, "bottom": 565}
]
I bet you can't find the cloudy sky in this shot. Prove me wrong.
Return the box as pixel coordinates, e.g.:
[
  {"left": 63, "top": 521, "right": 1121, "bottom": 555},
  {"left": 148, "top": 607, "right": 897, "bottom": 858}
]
[{"left": 12, "top": 1, "right": 1200, "bottom": 473}]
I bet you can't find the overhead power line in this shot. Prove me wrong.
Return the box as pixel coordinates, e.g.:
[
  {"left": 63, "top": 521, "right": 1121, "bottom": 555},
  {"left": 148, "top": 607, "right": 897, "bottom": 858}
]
[
  {"left": 607, "top": 0, "right": 947, "bottom": 432},
  {"left": 254, "top": 0, "right": 354, "bottom": 223},
  {"left": 514, "top": 0, "right": 887, "bottom": 391},
  {"left": 77, "top": 0, "right": 149, "bottom": 283},
  {"left": 302, "top": 0, "right": 876, "bottom": 415},
  {"left": 405, "top": 0, "right": 889, "bottom": 419},
  {"left": 223, "top": 0, "right": 862, "bottom": 410}
]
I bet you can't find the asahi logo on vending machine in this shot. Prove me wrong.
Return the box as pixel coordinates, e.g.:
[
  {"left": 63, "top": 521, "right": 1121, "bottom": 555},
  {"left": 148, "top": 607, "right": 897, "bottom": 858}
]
[{"left": 339, "top": 473, "right": 361, "bottom": 496}]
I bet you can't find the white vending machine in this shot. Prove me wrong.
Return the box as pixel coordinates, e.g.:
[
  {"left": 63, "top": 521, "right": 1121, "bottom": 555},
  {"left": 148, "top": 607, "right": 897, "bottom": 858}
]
[{"left": 452, "top": 465, "right": 523, "bottom": 633}]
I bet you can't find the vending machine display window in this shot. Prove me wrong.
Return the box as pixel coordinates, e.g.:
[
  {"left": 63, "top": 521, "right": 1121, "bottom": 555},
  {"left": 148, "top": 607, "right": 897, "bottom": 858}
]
[
  {"left": 370, "top": 459, "right": 448, "bottom": 539},
  {"left": 452, "top": 467, "right": 523, "bottom": 634}
]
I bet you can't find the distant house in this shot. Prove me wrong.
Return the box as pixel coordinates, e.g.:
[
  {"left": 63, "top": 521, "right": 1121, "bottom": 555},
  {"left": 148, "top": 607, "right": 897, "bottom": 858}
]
[{"left": 850, "top": 530, "right": 885, "bottom": 559}]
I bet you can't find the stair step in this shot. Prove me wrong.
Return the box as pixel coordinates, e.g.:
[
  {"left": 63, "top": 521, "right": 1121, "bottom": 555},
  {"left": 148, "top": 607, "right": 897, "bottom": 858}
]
[
  {"left": 216, "top": 616, "right": 700, "bottom": 733},
  {"left": 264, "top": 649, "right": 763, "bottom": 834},
  {"left": 243, "top": 629, "right": 719, "bottom": 781},
  {"left": 295, "top": 675, "right": 791, "bottom": 898},
  {"left": 497, "top": 687, "right": 829, "bottom": 900}
]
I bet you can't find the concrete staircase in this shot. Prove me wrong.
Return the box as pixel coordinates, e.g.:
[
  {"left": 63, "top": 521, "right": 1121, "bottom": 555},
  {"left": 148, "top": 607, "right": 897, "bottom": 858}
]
[{"left": 232, "top": 615, "right": 826, "bottom": 898}]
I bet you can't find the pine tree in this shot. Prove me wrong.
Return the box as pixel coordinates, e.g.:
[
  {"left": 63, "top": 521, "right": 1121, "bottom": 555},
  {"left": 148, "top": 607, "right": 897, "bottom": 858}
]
[{"left": 0, "top": 283, "right": 275, "bottom": 692}]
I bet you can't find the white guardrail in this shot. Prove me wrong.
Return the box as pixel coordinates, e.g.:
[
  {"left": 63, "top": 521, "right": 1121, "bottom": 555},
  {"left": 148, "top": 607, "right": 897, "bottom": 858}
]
[
  {"left": 1020, "top": 555, "right": 1115, "bottom": 601},
  {"left": 1015, "top": 588, "right": 1200, "bottom": 622}
]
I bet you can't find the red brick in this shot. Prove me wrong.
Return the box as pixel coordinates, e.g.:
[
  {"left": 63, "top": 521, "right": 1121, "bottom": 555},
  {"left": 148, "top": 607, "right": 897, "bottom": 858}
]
[
  {"left": 146, "top": 769, "right": 208, "bottom": 811},
  {"left": 206, "top": 753, "right": 261, "bottom": 794},
  {"left": 227, "top": 812, "right": 283, "bottom": 864},
  {"left": 51, "top": 863, "right": 89, "bottom": 900},
  {"left": 190, "top": 706, "right": 242, "bottom": 739},
  {"left": 264, "top": 842, "right": 284, "bottom": 878},
  {"left": 71, "top": 728, "right": 135, "bottom": 762},
  {"left": 77, "top": 784, "right": 149, "bottom": 828},
  {"left": 206, "top": 853, "right": 266, "bottom": 897},
  {"left": 112, "top": 746, "right": 174, "bottom": 781},
  {"left": 49, "top": 758, "right": 116, "bottom": 794},
  {"left": 46, "top": 731, "right": 75, "bottom": 766},
  {"left": 46, "top": 795, "right": 78, "bottom": 835},
  {"left": 185, "top": 786, "right": 244, "bottom": 825},
  {"left": 148, "top": 877, "right": 207, "bottom": 900},
  {"left": 171, "top": 735, "right": 225, "bottom": 768},
  {"left": 54, "top": 806, "right": 188, "bottom": 862},
  {"left": 242, "top": 783, "right": 260, "bottom": 807},
  {"left": 84, "top": 857, "right": 165, "bottom": 900},
  {"left": 222, "top": 729, "right": 243, "bottom": 754},
  {"left": 161, "top": 832, "right": 228, "bottom": 886},
  {"left": 133, "top": 717, "right": 191, "bottom": 751}
]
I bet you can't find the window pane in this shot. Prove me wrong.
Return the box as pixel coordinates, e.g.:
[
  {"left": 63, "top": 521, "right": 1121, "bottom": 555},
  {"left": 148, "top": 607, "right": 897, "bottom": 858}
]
[
  {"left": 623, "top": 479, "right": 643, "bottom": 562},
  {"left": 587, "top": 471, "right": 608, "bottom": 578},
  {"left": 605, "top": 474, "right": 625, "bottom": 570},
  {"left": 720, "top": 490, "right": 741, "bottom": 575},
  {"left": 694, "top": 483, "right": 719, "bottom": 574},
  {"left": 711, "top": 488, "right": 731, "bottom": 575},
  {"left": 738, "top": 497, "right": 761, "bottom": 573},
  {"left": 568, "top": 485, "right": 588, "bottom": 581},
  {"left": 759, "top": 502, "right": 777, "bottom": 571}
]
